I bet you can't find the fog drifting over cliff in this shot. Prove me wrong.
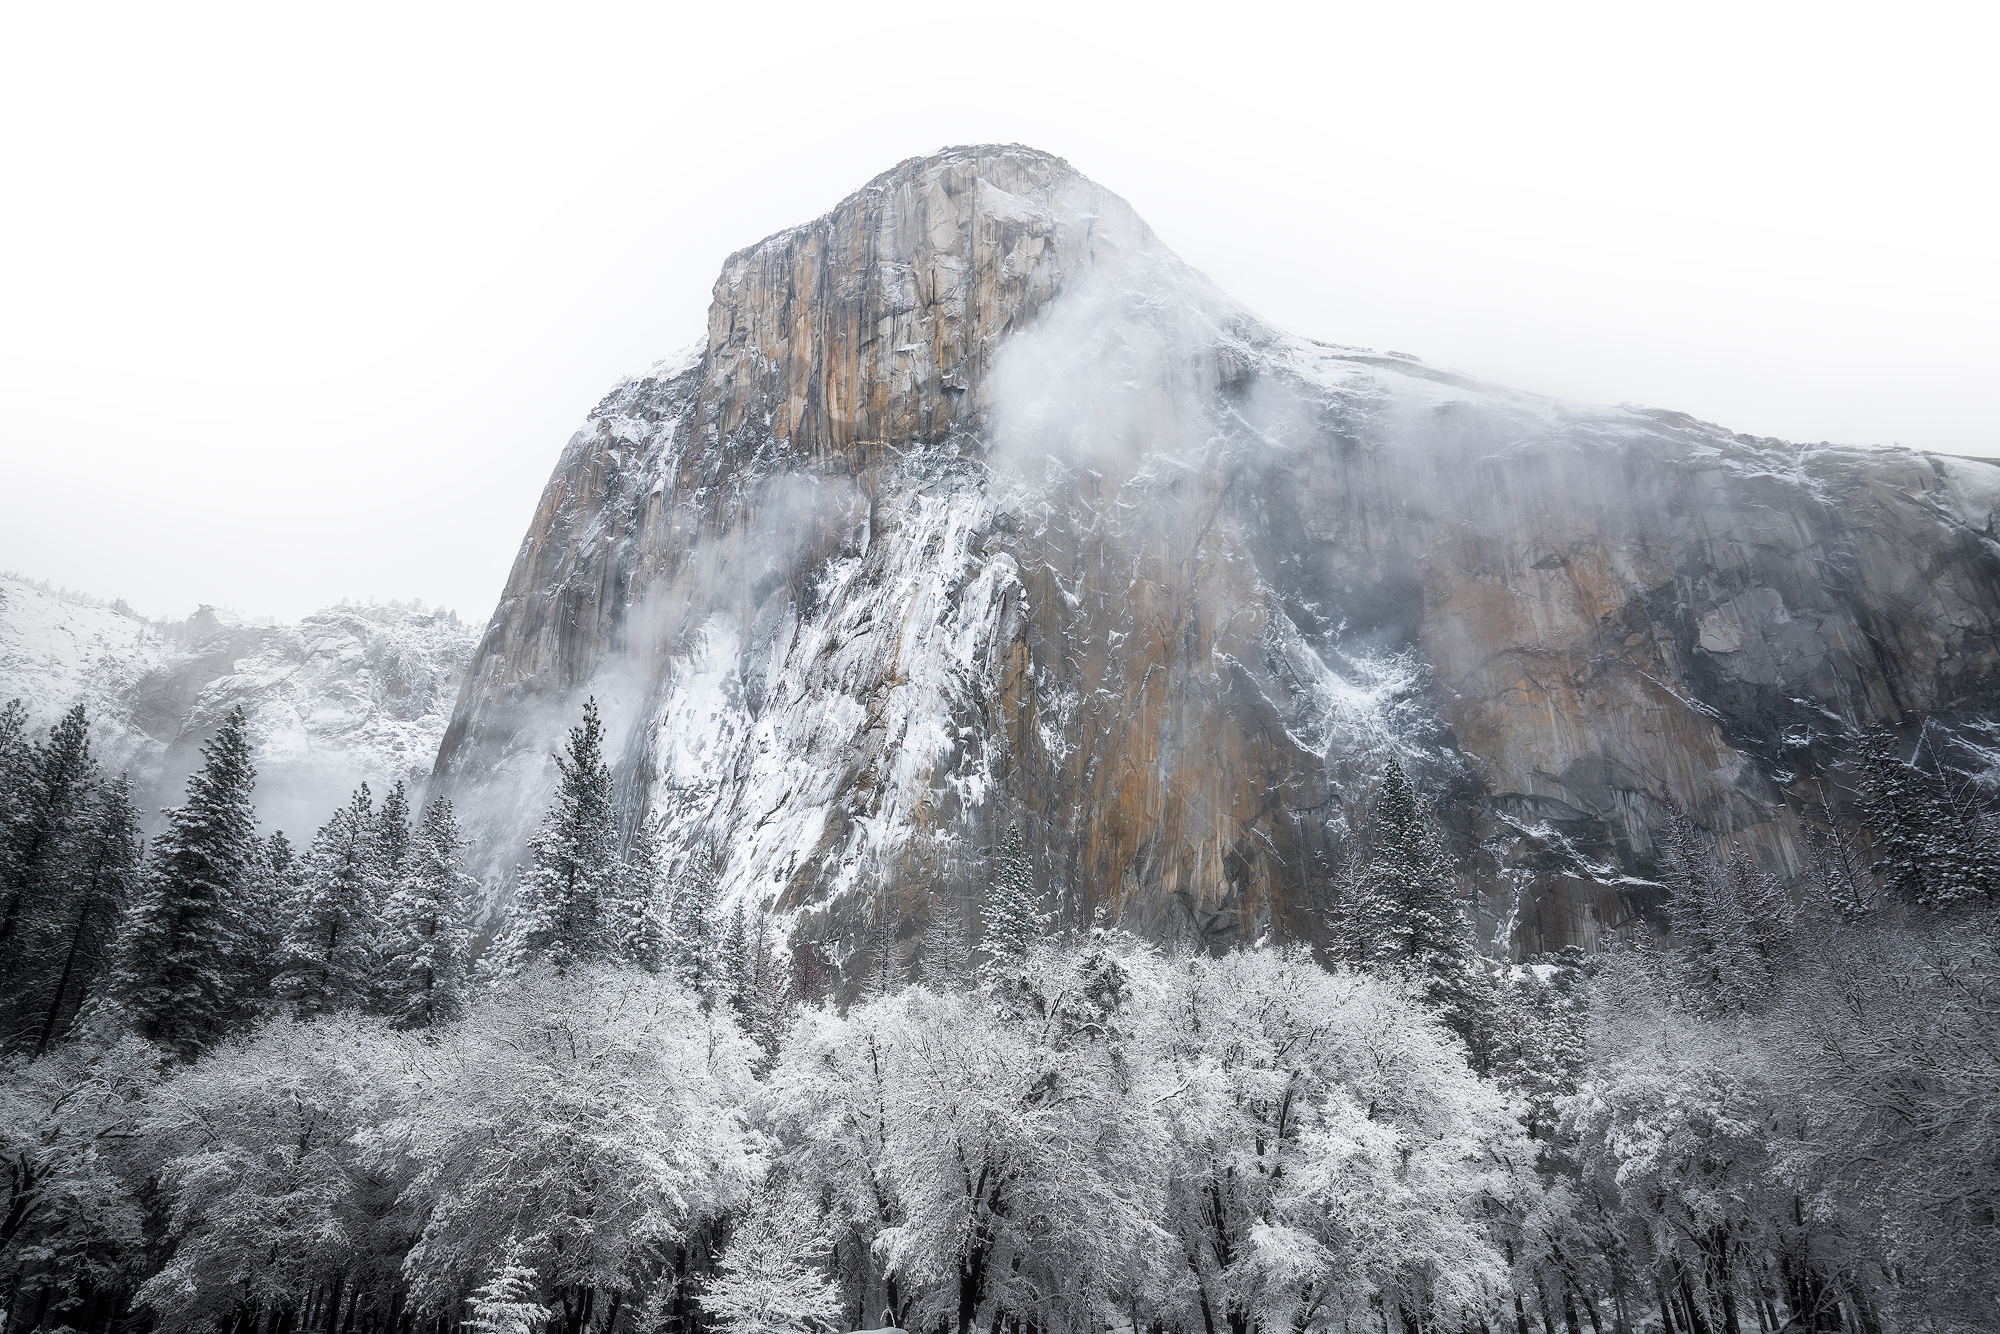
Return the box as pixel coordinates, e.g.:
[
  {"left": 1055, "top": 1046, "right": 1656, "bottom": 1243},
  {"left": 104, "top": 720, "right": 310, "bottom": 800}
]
[{"left": 2, "top": 4, "right": 1992, "bottom": 625}]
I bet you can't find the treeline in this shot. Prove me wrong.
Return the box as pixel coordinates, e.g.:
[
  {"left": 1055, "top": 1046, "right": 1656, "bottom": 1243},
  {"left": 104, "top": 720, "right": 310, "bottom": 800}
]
[{"left": 1, "top": 698, "right": 1996, "bottom": 1334}]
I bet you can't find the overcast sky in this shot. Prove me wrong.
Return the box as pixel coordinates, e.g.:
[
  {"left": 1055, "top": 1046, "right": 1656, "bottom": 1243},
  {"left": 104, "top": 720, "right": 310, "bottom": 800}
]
[{"left": 2, "top": 2, "right": 1992, "bottom": 624}]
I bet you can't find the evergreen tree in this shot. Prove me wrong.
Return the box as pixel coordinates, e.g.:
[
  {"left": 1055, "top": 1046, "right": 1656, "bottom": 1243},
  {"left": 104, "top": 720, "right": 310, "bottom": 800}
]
[
  {"left": 983, "top": 823, "right": 1043, "bottom": 958},
  {"left": 0, "top": 700, "right": 30, "bottom": 903},
  {"left": 1911, "top": 720, "right": 2000, "bottom": 901},
  {"left": 1366, "top": 757, "right": 1479, "bottom": 1033},
  {"left": 25, "top": 772, "right": 142, "bottom": 1054},
  {"left": 722, "top": 900, "right": 751, "bottom": 1014},
  {"left": 495, "top": 697, "right": 619, "bottom": 974},
  {"left": 608, "top": 815, "right": 671, "bottom": 973},
  {"left": 667, "top": 840, "right": 722, "bottom": 993},
  {"left": 1804, "top": 778, "right": 1875, "bottom": 920},
  {"left": 1856, "top": 724, "right": 1943, "bottom": 903},
  {"left": 230, "top": 828, "right": 298, "bottom": 1017},
  {"left": 744, "top": 908, "right": 789, "bottom": 1058},
  {"left": 1654, "top": 806, "right": 1799, "bottom": 1014},
  {"left": 0, "top": 704, "right": 98, "bottom": 978},
  {"left": 276, "top": 784, "right": 384, "bottom": 1017},
  {"left": 266, "top": 827, "right": 297, "bottom": 885},
  {"left": 1852, "top": 723, "right": 1992, "bottom": 905},
  {"left": 375, "top": 779, "right": 413, "bottom": 886},
  {"left": 917, "top": 894, "right": 973, "bottom": 988},
  {"left": 383, "top": 797, "right": 477, "bottom": 1028},
  {"left": 100, "top": 706, "right": 258, "bottom": 1055}
]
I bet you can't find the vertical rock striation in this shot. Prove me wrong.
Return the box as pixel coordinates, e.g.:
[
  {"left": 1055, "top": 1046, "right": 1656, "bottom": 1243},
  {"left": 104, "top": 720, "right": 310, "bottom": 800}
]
[{"left": 432, "top": 144, "right": 2000, "bottom": 959}]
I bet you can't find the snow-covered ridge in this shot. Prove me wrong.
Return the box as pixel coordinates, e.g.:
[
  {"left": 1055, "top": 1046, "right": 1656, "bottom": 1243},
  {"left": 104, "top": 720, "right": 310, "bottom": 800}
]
[{"left": 0, "top": 576, "right": 480, "bottom": 839}]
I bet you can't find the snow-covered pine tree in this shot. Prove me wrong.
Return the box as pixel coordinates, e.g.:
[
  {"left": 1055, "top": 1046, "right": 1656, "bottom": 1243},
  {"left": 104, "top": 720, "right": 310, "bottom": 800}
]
[
  {"left": 0, "top": 701, "right": 29, "bottom": 899},
  {"left": 275, "top": 784, "right": 385, "bottom": 1017},
  {"left": 101, "top": 706, "right": 258, "bottom": 1055},
  {"left": 983, "top": 823, "right": 1043, "bottom": 959},
  {"left": 494, "top": 697, "right": 619, "bottom": 974},
  {"left": 667, "top": 841, "right": 721, "bottom": 995},
  {"left": 609, "top": 816, "right": 671, "bottom": 973},
  {"left": 463, "top": 1244, "right": 551, "bottom": 1334},
  {"left": 1367, "top": 757, "right": 1479, "bottom": 1033},
  {"left": 1654, "top": 805, "right": 1797, "bottom": 1013},
  {"left": 383, "top": 797, "right": 477, "bottom": 1028},
  {"left": 227, "top": 827, "right": 298, "bottom": 1019},
  {"left": 0, "top": 703, "right": 98, "bottom": 986},
  {"left": 917, "top": 894, "right": 972, "bottom": 988},
  {"left": 1910, "top": 720, "right": 2000, "bottom": 902},
  {"left": 368, "top": 780, "right": 414, "bottom": 1008},
  {"left": 375, "top": 779, "right": 412, "bottom": 886},
  {"left": 721, "top": 900, "right": 752, "bottom": 1015},
  {"left": 1853, "top": 723, "right": 1968, "bottom": 905},
  {"left": 266, "top": 827, "right": 297, "bottom": 885},
  {"left": 25, "top": 771, "right": 142, "bottom": 1054},
  {"left": 743, "top": 908, "right": 790, "bottom": 1061}
]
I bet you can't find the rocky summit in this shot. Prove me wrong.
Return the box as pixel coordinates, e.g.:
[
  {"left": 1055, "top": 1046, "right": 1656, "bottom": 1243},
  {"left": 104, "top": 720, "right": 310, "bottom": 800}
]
[{"left": 431, "top": 143, "right": 2000, "bottom": 959}]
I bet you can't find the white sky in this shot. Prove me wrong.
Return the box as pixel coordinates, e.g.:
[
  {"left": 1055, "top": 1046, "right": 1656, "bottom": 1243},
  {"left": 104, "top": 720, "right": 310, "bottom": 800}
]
[{"left": 2, "top": 2, "right": 1993, "bottom": 624}]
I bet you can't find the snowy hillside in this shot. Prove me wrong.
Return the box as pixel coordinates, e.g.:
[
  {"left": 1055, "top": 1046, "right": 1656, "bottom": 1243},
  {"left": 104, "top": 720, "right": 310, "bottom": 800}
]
[{"left": 0, "top": 576, "right": 480, "bottom": 837}]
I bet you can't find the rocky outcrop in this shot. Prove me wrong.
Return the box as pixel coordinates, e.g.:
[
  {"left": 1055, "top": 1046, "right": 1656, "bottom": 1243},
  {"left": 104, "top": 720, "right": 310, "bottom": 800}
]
[
  {"left": 0, "top": 578, "right": 479, "bottom": 838},
  {"left": 432, "top": 144, "right": 2000, "bottom": 961}
]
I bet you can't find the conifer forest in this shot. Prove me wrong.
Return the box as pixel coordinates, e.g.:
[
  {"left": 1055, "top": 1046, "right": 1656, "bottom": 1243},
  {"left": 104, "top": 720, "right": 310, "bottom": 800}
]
[{"left": 1, "top": 692, "right": 1994, "bottom": 1334}]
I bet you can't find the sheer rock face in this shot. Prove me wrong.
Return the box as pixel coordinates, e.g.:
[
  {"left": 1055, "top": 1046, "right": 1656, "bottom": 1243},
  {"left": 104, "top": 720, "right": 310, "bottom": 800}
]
[{"left": 433, "top": 144, "right": 2000, "bottom": 959}]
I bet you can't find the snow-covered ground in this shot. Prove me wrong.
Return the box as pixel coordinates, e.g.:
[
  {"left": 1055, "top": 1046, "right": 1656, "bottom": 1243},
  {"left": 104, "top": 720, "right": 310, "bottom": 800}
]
[{"left": 0, "top": 576, "right": 480, "bottom": 838}]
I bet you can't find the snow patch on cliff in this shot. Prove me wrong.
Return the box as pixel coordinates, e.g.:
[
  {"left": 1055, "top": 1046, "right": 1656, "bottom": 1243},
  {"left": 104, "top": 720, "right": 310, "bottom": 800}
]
[{"left": 648, "top": 480, "right": 1013, "bottom": 924}]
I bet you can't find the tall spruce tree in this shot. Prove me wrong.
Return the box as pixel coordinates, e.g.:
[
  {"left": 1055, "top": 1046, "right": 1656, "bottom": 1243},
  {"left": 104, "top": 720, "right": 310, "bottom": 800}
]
[
  {"left": 0, "top": 698, "right": 29, "bottom": 822},
  {"left": 1852, "top": 723, "right": 1991, "bottom": 905},
  {"left": 608, "top": 815, "right": 671, "bottom": 973},
  {"left": 101, "top": 706, "right": 258, "bottom": 1055},
  {"left": 1367, "top": 757, "right": 1479, "bottom": 1033},
  {"left": 27, "top": 772, "right": 141, "bottom": 1054},
  {"left": 983, "top": 823, "right": 1043, "bottom": 958},
  {"left": 382, "top": 797, "right": 477, "bottom": 1027},
  {"left": 276, "top": 785, "right": 384, "bottom": 1016},
  {"left": 1656, "top": 806, "right": 1793, "bottom": 1013},
  {"left": 722, "top": 900, "right": 751, "bottom": 1014},
  {"left": 375, "top": 779, "right": 413, "bottom": 886},
  {"left": 495, "top": 697, "right": 619, "bottom": 974},
  {"left": 231, "top": 829, "right": 295, "bottom": 1009},
  {"left": 667, "top": 841, "right": 721, "bottom": 994},
  {"left": 0, "top": 704, "right": 98, "bottom": 982}
]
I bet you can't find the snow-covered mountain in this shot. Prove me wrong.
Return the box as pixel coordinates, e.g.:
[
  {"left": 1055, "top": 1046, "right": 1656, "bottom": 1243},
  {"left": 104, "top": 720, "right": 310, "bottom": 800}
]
[
  {"left": 431, "top": 144, "right": 2000, "bottom": 961},
  {"left": 0, "top": 576, "right": 479, "bottom": 839}
]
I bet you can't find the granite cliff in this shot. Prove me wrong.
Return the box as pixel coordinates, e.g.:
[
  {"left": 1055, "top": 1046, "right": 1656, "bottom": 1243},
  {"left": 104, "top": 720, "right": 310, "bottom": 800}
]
[{"left": 432, "top": 144, "right": 2000, "bottom": 960}]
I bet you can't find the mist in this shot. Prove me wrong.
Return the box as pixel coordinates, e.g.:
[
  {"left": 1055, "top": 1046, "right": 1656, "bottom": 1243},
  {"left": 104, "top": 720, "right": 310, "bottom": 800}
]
[{"left": 2, "top": 4, "right": 1992, "bottom": 628}]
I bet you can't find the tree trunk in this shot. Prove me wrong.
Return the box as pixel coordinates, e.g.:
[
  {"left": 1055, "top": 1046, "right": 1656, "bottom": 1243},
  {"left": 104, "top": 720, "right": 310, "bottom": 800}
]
[
  {"left": 957, "top": 1246, "right": 984, "bottom": 1334},
  {"left": 1532, "top": 1270, "right": 1557, "bottom": 1334},
  {"left": 1674, "top": 1259, "right": 1712, "bottom": 1334}
]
